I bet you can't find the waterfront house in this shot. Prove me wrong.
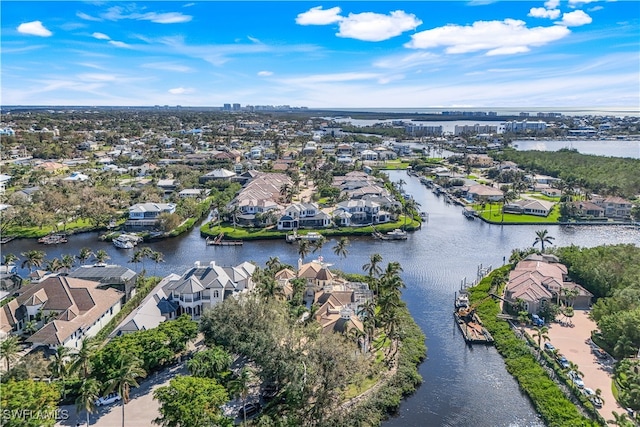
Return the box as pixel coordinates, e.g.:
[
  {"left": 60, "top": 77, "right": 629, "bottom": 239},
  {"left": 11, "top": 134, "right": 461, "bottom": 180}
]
[
  {"left": 162, "top": 261, "right": 255, "bottom": 320},
  {"left": 504, "top": 255, "right": 592, "bottom": 315},
  {"left": 568, "top": 201, "right": 605, "bottom": 218},
  {"left": 465, "top": 184, "right": 504, "bottom": 202},
  {"left": 592, "top": 196, "right": 633, "bottom": 220},
  {"left": 334, "top": 199, "right": 391, "bottom": 225},
  {"left": 126, "top": 202, "right": 177, "bottom": 228},
  {"left": 5, "top": 276, "right": 123, "bottom": 349},
  {"left": 277, "top": 202, "right": 332, "bottom": 230},
  {"left": 67, "top": 264, "right": 138, "bottom": 299},
  {"left": 502, "top": 199, "right": 555, "bottom": 217}
]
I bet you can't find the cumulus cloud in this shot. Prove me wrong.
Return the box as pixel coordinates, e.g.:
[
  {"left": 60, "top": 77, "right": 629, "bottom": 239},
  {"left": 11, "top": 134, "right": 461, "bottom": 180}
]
[
  {"left": 92, "top": 32, "right": 111, "bottom": 40},
  {"left": 296, "top": 6, "right": 342, "bottom": 25},
  {"left": 405, "top": 19, "right": 570, "bottom": 55},
  {"left": 168, "top": 87, "right": 193, "bottom": 94},
  {"left": 528, "top": 7, "right": 561, "bottom": 19},
  {"left": 337, "top": 10, "right": 422, "bottom": 42},
  {"left": 544, "top": 0, "right": 560, "bottom": 9},
  {"left": 17, "top": 21, "right": 53, "bottom": 37},
  {"left": 257, "top": 71, "right": 273, "bottom": 76},
  {"left": 559, "top": 10, "right": 593, "bottom": 26}
]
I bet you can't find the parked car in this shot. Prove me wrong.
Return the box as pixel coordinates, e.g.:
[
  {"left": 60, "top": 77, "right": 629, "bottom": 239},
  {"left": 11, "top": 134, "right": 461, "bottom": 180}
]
[
  {"left": 556, "top": 354, "right": 570, "bottom": 369},
  {"left": 582, "top": 388, "right": 603, "bottom": 408},
  {"left": 532, "top": 314, "right": 544, "bottom": 326},
  {"left": 593, "top": 348, "right": 608, "bottom": 359},
  {"left": 237, "top": 403, "right": 261, "bottom": 419},
  {"left": 95, "top": 393, "right": 121, "bottom": 407},
  {"left": 568, "top": 371, "right": 584, "bottom": 388},
  {"left": 544, "top": 342, "right": 556, "bottom": 353}
]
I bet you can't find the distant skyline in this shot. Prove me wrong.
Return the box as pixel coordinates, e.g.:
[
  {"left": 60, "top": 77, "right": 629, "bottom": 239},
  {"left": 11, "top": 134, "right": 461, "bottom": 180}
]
[{"left": 2, "top": 1, "right": 639, "bottom": 109}]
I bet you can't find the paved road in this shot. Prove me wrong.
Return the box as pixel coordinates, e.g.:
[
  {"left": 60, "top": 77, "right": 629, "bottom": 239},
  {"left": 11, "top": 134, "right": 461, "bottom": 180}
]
[{"left": 56, "top": 363, "right": 187, "bottom": 427}]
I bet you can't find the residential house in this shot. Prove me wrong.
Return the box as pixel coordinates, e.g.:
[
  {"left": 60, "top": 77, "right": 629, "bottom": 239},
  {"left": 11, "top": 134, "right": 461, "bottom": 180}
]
[
  {"left": 1, "top": 276, "right": 123, "bottom": 349},
  {"left": 199, "top": 168, "right": 236, "bottom": 184},
  {"left": 503, "top": 199, "right": 555, "bottom": 217},
  {"left": 179, "top": 189, "right": 209, "bottom": 200},
  {"left": 504, "top": 254, "right": 592, "bottom": 315},
  {"left": 67, "top": 264, "right": 138, "bottom": 299},
  {"left": 277, "top": 202, "right": 332, "bottom": 230},
  {"left": 465, "top": 184, "right": 504, "bottom": 202},
  {"left": 333, "top": 199, "right": 391, "bottom": 225},
  {"left": 126, "top": 202, "right": 177, "bottom": 228},
  {"left": 568, "top": 201, "right": 605, "bottom": 218},
  {"left": 592, "top": 196, "right": 633, "bottom": 220},
  {"left": 0, "top": 174, "right": 11, "bottom": 195},
  {"left": 162, "top": 261, "right": 256, "bottom": 320},
  {"left": 157, "top": 179, "right": 178, "bottom": 194}
]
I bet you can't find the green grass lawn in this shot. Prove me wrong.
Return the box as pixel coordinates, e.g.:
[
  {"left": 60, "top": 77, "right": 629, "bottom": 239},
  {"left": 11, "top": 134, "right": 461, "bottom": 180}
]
[
  {"left": 376, "top": 160, "right": 411, "bottom": 170},
  {"left": 200, "top": 216, "right": 421, "bottom": 239},
  {"left": 527, "top": 193, "right": 562, "bottom": 202},
  {"left": 4, "top": 218, "right": 96, "bottom": 238},
  {"left": 474, "top": 203, "right": 561, "bottom": 224}
]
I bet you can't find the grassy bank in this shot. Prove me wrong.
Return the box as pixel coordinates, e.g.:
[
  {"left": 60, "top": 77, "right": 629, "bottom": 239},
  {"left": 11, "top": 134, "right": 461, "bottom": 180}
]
[
  {"left": 200, "top": 217, "right": 422, "bottom": 240},
  {"left": 327, "top": 305, "right": 427, "bottom": 426},
  {"left": 467, "top": 266, "right": 601, "bottom": 427}
]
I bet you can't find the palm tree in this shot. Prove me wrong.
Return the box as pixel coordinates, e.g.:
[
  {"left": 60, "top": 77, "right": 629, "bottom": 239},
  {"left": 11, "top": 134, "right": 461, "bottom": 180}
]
[
  {"left": 228, "top": 367, "right": 254, "bottom": 425},
  {"left": 50, "top": 345, "right": 72, "bottom": 399},
  {"left": 45, "top": 257, "right": 63, "bottom": 273},
  {"left": 362, "top": 253, "right": 383, "bottom": 280},
  {"left": 608, "top": 411, "right": 632, "bottom": 427},
  {"left": 397, "top": 178, "right": 406, "bottom": 193},
  {"left": 71, "top": 338, "right": 98, "bottom": 379},
  {"left": 501, "top": 191, "right": 516, "bottom": 223},
  {"left": 77, "top": 247, "right": 94, "bottom": 265},
  {"left": 533, "top": 229, "right": 555, "bottom": 253},
  {"left": 297, "top": 240, "right": 310, "bottom": 262},
  {"left": 105, "top": 354, "right": 147, "bottom": 427},
  {"left": 76, "top": 378, "right": 100, "bottom": 427},
  {"left": 403, "top": 198, "right": 421, "bottom": 229},
  {"left": 568, "top": 361, "right": 583, "bottom": 379},
  {"left": 20, "top": 250, "right": 45, "bottom": 273},
  {"left": 265, "top": 256, "right": 281, "bottom": 273},
  {"left": 150, "top": 250, "right": 164, "bottom": 276},
  {"left": 94, "top": 249, "right": 110, "bottom": 264},
  {"left": 129, "top": 250, "right": 144, "bottom": 273},
  {"left": 60, "top": 254, "right": 75, "bottom": 275},
  {"left": 332, "top": 237, "right": 349, "bottom": 269},
  {"left": 229, "top": 205, "right": 241, "bottom": 230},
  {"left": 0, "top": 335, "right": 20, "bottom": 371},
  {"left": 2, "top": 253, "right": 19, "bottom": 266},
  {"left": 310, "top": 236, "right": 325, "bottom": 254},
  {"left": 532, "top": 326, "right": 550, "bottom": 357}
]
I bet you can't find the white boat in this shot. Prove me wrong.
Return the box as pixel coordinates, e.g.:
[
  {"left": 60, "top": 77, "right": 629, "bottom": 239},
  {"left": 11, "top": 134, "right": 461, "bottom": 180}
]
[
  {"left": 385, "top": 229, "right": 408, "bottom": 240},
  {"left": 113, "top": 236, "right": 134, "bottom": 249}
]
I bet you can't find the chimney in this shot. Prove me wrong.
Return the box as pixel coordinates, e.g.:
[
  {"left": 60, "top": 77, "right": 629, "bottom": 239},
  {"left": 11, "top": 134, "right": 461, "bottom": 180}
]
[
  {"left": 194, "top": 261, "right": 200, "bottom": 268},
  {"left": 209, "top": 261, "right": 216, "bottom": 268}
]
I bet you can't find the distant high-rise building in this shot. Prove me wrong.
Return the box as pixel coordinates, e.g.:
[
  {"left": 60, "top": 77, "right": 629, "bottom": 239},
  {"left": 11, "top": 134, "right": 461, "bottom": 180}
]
[
  {"left": 223, "top": 104, "right": 231, "bottom": 111},
  {"left": 233, "top": 103, "right": 241, "bottom": 111}
]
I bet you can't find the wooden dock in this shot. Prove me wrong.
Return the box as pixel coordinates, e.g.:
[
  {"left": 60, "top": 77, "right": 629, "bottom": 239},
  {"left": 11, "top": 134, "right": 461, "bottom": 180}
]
[{"left": 206, "top": 233, "right": 243, "bottom": 246}]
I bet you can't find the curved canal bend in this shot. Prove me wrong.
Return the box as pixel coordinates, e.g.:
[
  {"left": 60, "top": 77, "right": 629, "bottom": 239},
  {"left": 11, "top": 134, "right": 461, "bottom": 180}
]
[{"left": 4, "top": 171, "right": 640, "bottom": 427}]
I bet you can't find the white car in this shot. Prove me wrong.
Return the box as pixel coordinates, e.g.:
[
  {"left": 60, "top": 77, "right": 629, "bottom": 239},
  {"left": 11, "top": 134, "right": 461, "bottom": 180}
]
[
  {"left": 95, "top": 393, "right": 122, "bottom": 407},
  {"left": 568, "top": 371, "right": 584, "bottom": 388}
]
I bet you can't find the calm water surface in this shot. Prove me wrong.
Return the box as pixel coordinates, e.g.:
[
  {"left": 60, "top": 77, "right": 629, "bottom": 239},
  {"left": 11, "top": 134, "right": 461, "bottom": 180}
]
[{"left": 4, "top": 171, "right": 639, "bottom": 426}]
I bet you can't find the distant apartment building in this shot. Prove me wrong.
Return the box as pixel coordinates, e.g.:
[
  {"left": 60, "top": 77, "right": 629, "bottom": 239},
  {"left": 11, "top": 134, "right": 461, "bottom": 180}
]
[
  {"left": 454, "top": 124, "right": 498, "bottom": 135},
  {"left": 503, "top": 120, "right": 547, "bottom": 133},
  {"left": 404, "top": 124, "right": 443, "bottom": 137}
]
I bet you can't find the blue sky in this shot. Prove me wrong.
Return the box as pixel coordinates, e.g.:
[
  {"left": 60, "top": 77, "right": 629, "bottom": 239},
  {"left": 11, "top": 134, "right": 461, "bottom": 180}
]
[{"left": 2, "top": 1, "right": 639, "bottom": 108}]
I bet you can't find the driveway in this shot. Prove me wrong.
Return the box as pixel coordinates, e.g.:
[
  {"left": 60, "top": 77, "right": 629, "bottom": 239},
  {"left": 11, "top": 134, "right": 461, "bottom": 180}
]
[
  {"left": 545, "top": 310, "right": 625, "bottom": 421},
  {"left": 56, "top": 363, "right": 187, "bottom": 427}
]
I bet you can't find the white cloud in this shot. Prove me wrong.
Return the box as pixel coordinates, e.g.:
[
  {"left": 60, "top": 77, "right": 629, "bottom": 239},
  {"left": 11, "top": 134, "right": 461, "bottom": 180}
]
[
  {"left": 141, "top": 62, "right": 193, "bottom": 73},
  {"left": 168, "top": 87, "right": 193, "bottom": 94},
  {"left": 102, "top": 6, "right": 192, "bottom": 24},
  {"left": 76, "top": 12, "right": 102, "bottom": 22},
  {"left": 568, "top": 0, "right": 599, "bottom": 4},
  {"left": 336, "top": 10, "right": 423, "bottom": 42},
  {"left": 544, "top": 0, "right": 560, "bottom": 9},
  {"left": 247, "top": 36, "right": 262, "bottom": 44},
  {"left": 405, "top": 19, "right": 571, "bottom": 55},
  {"left": 77, "top": 73, "right": 117, "bottom": 82},
  {"left": 296, "top": 6, "right": 342, "bottom": 25},
  {"left": 559, "top": 10, "right": 593, "bottom": 26},
  {"left": 258, "top": 71, "right": 273, "bottom": 76},
  {"left": 528, "top": 7, "right": 561, "bottom": 19},
  {"left": 108, "top": 40, "right": 131, "bottom": 48},
  {"left": 17, "top": 21, "right": 53, "bottom": 37},
  {"left": 588, "top": 6, "right": 604, "bottom": 12},
  {"left": 92, "top": 32, "right": 111, "bottom": 40}
]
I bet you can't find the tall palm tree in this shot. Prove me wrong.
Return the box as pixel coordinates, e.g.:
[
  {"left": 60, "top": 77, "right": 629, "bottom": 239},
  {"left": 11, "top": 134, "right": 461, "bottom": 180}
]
[
  {"left": 228, "top": 367, "right": 254, "bottom": 425},
  {"left": 397, "top": 178, "right": 406, "bottom": 193},
  {"left": 94, "top": 249, "right": 110, "bottom": 265},
  {"left": 533, "top": 229, "right": 555, "bottom": 253},
  {"left": 20, "top": 250, "right": 46, "bottom": 273},
  {"left": 297, "top": 240, "right": 310, "bottom": 263},
  {"left": 332, "top": 237, "right": 349, "bottom": 269},
  {"left": 105, "top": 354, "right": 147, "bottom": 427},
  {"left": 45, "top": 257, "right": 63, "bottom": 274},
  {"left": 150, "top": 250, "right": 164, "bottom": 276},
  {"left": 310, "top": 236, "right": 325, "bottom": 254},
  {"left": 50, "top": 345, "right": 72, "bottom": 399},
  {"left": 607, "top": 411, "right": 632, "bottom": 427},
  {"left": 0, "top": 335, "right": 20, "bottom": 371},
  {"left": 532, "top": 326, "right": 550, "bottom": 357},
  {"left": 265, "top": 256, "right": 281, "bottom": 273},
  {"left": 77, "top": 247, "right": 94, "bottom": 265},
  {"left": 76, "top": 378, "right": 100, "bottom": 427},
  {"left": 362, "top": 253, "right": 383, "bottom": 280},
  {"left": 501, "top": 191, "right": 516, "bottom": 223},
  {"left": 71, "top": 338, "right": 98, "bottom": 379},
  {"left": 403, "top": 198, "right": 421, "bottom": 229}
]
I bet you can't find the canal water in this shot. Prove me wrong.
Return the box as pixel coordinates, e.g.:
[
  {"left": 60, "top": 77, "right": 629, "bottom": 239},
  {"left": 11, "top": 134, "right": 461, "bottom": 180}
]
[{"left": 3, "top": 171, "right": 639, "bottom": 426}]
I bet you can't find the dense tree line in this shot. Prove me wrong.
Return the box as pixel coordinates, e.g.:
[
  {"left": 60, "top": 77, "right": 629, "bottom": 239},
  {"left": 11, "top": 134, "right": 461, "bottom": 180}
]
[{"left": 492, "top": 149, "right": 640, "bottom": 198}]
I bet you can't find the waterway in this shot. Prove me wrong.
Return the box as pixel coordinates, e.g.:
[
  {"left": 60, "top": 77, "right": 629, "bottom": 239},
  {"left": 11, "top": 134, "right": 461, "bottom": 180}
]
[{"left": 3, "top": 171, "right": 639, "bottom": 426}]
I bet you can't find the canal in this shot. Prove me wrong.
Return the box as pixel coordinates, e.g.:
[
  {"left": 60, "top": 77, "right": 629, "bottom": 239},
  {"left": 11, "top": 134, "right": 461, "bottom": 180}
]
[{"left": 3, "top": 170, "right": 639, "bottom": 426}]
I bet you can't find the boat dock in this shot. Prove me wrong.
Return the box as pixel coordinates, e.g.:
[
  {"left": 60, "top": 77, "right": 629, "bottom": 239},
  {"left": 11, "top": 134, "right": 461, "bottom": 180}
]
[
  {"left": 38, "top": 234, "right": 68, "bottom": 245},
  {"left": 206, "top": 233, "right": 243, "bottom": 246}
]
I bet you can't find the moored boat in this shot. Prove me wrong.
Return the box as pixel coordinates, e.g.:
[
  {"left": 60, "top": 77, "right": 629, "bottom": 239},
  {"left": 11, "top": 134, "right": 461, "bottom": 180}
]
[
  {"left": 454, "top": 290, "right": 494, "bottom": 344},
  {"left": 38, "top": 234, "right": 68, "bottom": 245},
  {"left": 113, "top": 235, "right": 135, "bottom": 249}
]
